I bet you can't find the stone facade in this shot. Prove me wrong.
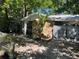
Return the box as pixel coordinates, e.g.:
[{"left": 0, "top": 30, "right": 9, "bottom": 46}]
[
  {"left": 41, "top": 21, "right": 53, "bottom": 40},
  {"left": 32, "top": 20, "right": 53, "bottom": 41},
  {"left": 52, "top": 22, "right": 79, "bottom": 41}
]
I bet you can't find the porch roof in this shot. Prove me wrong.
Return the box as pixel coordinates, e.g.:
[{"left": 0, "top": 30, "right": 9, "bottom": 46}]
[
  {"left": 21, "top": 13, "right": 46, "bottom": 22},
  {"left": 21, "top": 13, "right": 39, "bottom": 22}
]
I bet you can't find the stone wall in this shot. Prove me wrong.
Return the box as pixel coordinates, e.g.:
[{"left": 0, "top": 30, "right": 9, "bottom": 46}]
[
  {"left": 53, "top": 23, "right": 79, "bottom": 41},
  {"left": 41, "top": 21, "right": 53, "bottom": 40},
  {"left": 32, "top": 20, "right": 53, "bottom": 41}
]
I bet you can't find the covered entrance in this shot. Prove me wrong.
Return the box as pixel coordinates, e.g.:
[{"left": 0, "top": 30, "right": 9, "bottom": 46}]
[{"left": 26, "top": 21, "right": 33, "bottom": 37}]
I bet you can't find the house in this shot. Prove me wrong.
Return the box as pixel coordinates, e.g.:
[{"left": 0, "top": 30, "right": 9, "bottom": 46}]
[{"left": 21, "top": 14, "right": 79, "bottom": 41}]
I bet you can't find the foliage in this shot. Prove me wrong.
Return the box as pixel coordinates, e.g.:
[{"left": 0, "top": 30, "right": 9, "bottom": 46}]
[
  {"left": 39, "top": 14, "right": 47, "bottom": 27},
  {"left": 0, "top": 0, "right": 58, "bottom": 18},
  {"left": 56, "top": 0, "right": 79, "bottom": 14},
  {"left": 0, "top": 0, "right": 79, "bottom": 18},
  {"left": 3, "top": 34, "right": 16, "bottom": 42}
]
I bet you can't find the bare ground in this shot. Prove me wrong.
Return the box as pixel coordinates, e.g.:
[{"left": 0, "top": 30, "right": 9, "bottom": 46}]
[{"left": 14, "top": 38, "right": 79, "bottom": 59}]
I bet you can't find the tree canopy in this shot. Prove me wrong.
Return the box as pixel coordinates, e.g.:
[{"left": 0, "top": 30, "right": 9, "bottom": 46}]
[{"left": 0, "top": 0, "right": 79, "bottom": 19}]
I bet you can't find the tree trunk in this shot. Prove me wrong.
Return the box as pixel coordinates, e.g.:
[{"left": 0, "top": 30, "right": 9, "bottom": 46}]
[
  {"left": 4, "top": 8, "right": 9, "bottom": 32},
  {"left": 24, "top": 4, "right": 27, "bottom": 17},
  {"left": 5, "top": 8, "right": 9, "bottom": 20},
  {"left": 22, "top": 4, "right": 27, "bottom": 17}
]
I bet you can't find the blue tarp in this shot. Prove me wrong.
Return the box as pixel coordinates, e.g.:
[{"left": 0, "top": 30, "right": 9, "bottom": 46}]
[{"left": 32, "top": 8, "right": 53, "bottom": 15}]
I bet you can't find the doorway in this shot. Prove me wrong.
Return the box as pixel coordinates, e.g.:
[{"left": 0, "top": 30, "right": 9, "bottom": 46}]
[{"left": 26, "top": 21, "right": 33, "bottom": 37}]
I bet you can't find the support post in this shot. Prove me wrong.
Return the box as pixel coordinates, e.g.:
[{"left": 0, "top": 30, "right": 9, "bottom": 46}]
[{"left": 23, "top": 22, "right": 27, "bottom": 35}]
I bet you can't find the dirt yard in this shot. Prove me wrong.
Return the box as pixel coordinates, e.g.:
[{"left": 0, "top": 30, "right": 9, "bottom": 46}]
[{"left": 14, "top": 38, "right": 79, "bottom": 59}]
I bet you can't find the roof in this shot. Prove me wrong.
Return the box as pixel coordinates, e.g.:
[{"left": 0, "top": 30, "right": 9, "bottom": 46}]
[
  {"left": 21, "top": 13, "right": 39, "bottom": 22},
  {"left": 21, "top": 14, "right": 79, "bottom": 22},
  {"left": 48, "top": 15, "right": 79, "bottom": 21},
  {"left": 21, "top": 13, "right": 46, "bottom": 22}
]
